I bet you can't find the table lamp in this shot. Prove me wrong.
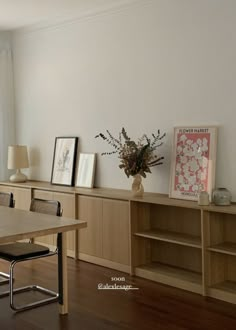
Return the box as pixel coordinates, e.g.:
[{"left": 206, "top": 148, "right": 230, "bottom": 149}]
[{"left": 8, "top": 145, "right": 29, "bottom": 182}]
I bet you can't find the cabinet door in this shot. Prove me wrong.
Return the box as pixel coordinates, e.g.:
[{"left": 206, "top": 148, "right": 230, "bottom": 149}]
[
  {"left": 102, "top": 199, "right": 130, "bottom": 265},
  {"left": 33, "top": 190, "right": 76, "bottom": 256},
  {"left": 77, "top": 195, "right": 103, "bottom": 257},
  {"left": 0, "top": 186, "right": 31, "bottom": 210}
]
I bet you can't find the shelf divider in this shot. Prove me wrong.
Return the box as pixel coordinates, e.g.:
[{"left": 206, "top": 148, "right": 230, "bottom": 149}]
[
  {"left": 134, "top": 229, "right": 201, "bottom": 248},
  {"left": 208, "top": 242, "right": 236, "bottom": 256}
]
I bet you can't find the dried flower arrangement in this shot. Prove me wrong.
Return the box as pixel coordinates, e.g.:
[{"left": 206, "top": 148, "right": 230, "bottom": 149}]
[{"left": 95, "top": 128, "right": 165, "bottom": 178}]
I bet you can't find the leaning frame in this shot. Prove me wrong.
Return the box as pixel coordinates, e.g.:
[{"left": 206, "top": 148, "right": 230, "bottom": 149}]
[{"left": 169, "top": 126, "right": 217, "bottom": 201}]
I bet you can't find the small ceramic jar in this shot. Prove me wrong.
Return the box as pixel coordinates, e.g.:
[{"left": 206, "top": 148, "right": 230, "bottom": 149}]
[
  {"left": 212, "top": 188, "right": 232, "bottom": 206},
  {"left": 198, "top": 191, "right": 210, "bottom": 206}
]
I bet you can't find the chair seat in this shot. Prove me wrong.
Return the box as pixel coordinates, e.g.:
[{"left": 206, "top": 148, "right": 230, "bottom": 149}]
[{"left": 0, "top": 242, "right": 50, "bottom": 261}]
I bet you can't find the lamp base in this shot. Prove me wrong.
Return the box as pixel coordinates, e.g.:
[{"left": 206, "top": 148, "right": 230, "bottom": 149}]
[{"left": 9, "top": 169, "right": 27, "bottom": 183}]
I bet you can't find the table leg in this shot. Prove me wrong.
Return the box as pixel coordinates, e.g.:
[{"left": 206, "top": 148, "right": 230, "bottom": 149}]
[
  {"left": 58, "top": 232, "right": 68, "bottom": 315},
  {"left": 75, "top": 229, "right": 79, "bottom": 260}
]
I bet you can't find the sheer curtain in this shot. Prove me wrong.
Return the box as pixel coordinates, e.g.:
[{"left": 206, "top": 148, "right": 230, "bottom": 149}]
[{"left": 0, "top": 38, "right": 15, "bottom": 180}]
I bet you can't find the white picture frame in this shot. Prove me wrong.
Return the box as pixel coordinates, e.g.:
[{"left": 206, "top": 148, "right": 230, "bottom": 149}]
[{"left": 75, "top": 153, "right": 96, "bottom": 188}]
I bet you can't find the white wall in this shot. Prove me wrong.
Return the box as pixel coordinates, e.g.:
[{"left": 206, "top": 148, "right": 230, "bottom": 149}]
[
  {"left": 0, "top": 32, "right": 15, "bottom": 180},
  {"left": 0, "top": 32, "right": 11, "bottom": 48},
  {"left": 12, "top": 0, "right": 236, "bottom": 199}
]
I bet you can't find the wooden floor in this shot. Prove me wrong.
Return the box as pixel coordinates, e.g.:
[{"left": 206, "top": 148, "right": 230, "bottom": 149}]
[{"left": 0, "top": 257, "right": 236, "bottom": 330}]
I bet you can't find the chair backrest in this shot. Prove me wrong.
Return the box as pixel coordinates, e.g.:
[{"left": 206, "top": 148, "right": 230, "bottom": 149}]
[
  {"left": 30, "top": 198, "right": 62, "bottom": 217},
  {"left": 0, "top": 192, "right": 14, "bottom": 208}
]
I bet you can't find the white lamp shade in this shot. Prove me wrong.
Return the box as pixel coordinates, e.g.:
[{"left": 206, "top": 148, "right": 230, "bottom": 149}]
[{"left": 8, "top": 145, "right": 29, "bottom": 169}]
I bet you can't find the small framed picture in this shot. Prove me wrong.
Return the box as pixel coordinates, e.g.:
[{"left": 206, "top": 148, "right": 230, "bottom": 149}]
[
  {"left": 51, "top": 137, "right": 78, "bottom": 186},
  {"left": 75, "top": 153, "right": 96, "bottom": 188},
  {"left": 169, "top": 126, "right": 217, "bottom": 201}
]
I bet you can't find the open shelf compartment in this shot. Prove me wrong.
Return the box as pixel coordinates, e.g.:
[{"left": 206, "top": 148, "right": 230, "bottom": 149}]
[
  {"left": 208, "top": 212, "right": 236, "bottom": 256},
  {"left": 134, "top": 229, "right": 201, "bottom": 248},
  {"left": 207, "top": 251, "right": 236, "bottom": 304},
  {"left": 133, "top": 239, "right": 203, "bottom": 294},
  {"left": 136, "top": 262, "right": 202, "bottom": 294},
  {"left": 132, "top": 202, "right": 202, "bottom": 248}
]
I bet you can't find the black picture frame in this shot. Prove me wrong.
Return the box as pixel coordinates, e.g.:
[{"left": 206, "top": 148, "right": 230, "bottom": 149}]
[{"left": 51, "top": 137, "right": 78, "bottom": 186}]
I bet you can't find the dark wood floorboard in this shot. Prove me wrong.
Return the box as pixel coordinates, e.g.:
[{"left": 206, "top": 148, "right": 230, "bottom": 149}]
[{"left": 0, "top": 257, "right": 236, "bottom": 329}]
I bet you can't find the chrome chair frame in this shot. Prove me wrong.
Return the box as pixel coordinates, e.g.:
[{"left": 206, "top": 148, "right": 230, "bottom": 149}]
[
  {"left": 0, "top": 252, "right": 59, "bottom": 311},
  {"left": 0, "top": 198, "right": 62, "bottom": 312}
]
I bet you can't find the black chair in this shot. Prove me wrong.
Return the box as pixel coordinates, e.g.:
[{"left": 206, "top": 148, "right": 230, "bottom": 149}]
[
  {"left": 0, "top": 198, "right": 62, "bottom": 312},
  {"left": 0, "top": 192, "right": 15, "bottom": 285}
]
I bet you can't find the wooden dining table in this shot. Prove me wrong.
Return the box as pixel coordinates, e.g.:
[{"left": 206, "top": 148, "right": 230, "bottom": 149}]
[{"left": 0, "top": 205, "right": 87, "bottom": 314}]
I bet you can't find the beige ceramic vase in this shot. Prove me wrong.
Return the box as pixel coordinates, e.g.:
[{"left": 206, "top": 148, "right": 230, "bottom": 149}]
[{"left": 131, "top": 174, "right": 144, "bottom": 197}]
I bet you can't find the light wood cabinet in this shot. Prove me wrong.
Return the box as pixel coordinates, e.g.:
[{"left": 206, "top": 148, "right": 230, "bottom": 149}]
[
  {"left": 77, "top": 195, "right": 130, "bottom": 272},
  {"left": 2, "top": 181, "right": 236, "bottom": 305},
  {"left": 130, "top": 200, "right": 236, "bottom": 305}
]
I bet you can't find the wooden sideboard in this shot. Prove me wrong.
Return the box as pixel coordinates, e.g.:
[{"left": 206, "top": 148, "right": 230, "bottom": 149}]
[{"left": 1, "top": 180, "right": 236, "bottom": 305}]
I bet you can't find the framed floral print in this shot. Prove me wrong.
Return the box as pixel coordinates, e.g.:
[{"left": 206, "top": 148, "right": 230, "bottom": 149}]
[
  {"left": 51, "top": 137, "right": 78, "bottom": 186},
  {"left": 169, "top": 126, "right": 217, "bottom": 201}
]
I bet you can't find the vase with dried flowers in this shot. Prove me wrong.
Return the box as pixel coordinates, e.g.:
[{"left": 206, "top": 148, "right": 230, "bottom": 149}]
[{"left": 95, "top": 128, "right": 165, "bottom": 196}]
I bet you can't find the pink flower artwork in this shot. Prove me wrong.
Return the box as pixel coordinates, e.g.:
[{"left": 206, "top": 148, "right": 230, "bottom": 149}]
[{"left": 174, "top": 132, "right": 210, "bottom": 197}]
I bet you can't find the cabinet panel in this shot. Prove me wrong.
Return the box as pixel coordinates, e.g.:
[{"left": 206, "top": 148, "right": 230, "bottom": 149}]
[
  {"left": 102, "top": 199, "right": 130, "bottom": 265},
  {"left": 77, "top": 196, "right": 130, "bottom": 267},
  {"left": 77, "top": 195, "right": 103, "bottom": 257},
  {"left": 0, "top": 185, "right": 31, "bottom": 210}
]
